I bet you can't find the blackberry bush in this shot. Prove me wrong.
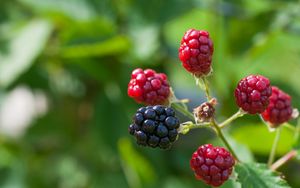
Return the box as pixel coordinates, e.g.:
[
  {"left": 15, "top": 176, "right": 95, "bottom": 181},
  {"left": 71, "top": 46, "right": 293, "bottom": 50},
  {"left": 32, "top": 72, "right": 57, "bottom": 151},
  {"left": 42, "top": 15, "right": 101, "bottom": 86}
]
[{"left": 126, "top": 28, "right": 299, "bottom": 187}]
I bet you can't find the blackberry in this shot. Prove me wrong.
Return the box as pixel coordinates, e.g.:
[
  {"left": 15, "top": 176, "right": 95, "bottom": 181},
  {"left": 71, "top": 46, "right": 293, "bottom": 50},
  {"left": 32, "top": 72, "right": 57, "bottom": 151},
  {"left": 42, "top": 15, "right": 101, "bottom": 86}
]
[
  {"left": 127, "top": 68, "right": 170, "bottom": 105},
  {"left": 261, "top": 86, "right": 293, "bottom": 127},
  {"left": 190, "top": 144, "right": 235, "bottom": 187},
  {"left": 178, "top": 29, "right": 214, "bottom": 77},
  {"left": 234, "top": 75, "right": 272, "bottom": 114},
  {"left": 128, "top": 105, "right": 180, "bottom": 149}
]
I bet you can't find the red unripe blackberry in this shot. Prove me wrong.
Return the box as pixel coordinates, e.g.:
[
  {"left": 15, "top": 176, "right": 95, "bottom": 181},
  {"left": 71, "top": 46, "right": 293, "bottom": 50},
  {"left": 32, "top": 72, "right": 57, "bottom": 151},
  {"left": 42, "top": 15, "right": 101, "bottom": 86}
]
[
  {"left": 190, "top": 144, "right": 235, "bottom": 187},
  {"left": 129, "top": 105, "right": 180, "bottom": 149},
  {"left": 261, "top": 86, "right": 293, "bottom": 127},
  {"left": 178, "top": 29, "right": 214, "bottom": 77},
  {"left": 128, "top": 68, "right": 170, "bottom": 105},
  {"left": 234, "top": 75, "right": 272, "bottom": 114}
]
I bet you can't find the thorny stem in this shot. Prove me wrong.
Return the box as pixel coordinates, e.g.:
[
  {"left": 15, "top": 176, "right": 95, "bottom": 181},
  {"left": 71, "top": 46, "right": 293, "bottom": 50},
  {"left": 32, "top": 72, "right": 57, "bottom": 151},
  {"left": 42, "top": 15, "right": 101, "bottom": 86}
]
[
  {"left": 211, "top": 119, "right": 240, "bottom": 161},
  {"left": 268, "top": 127, "right": 282, "bottom": 167},
  {"left": 271, "top": 150, "right": 298, "bottom": 171},
  {"left": 219, "top": 109, "right": 246, "bottom": 128}
]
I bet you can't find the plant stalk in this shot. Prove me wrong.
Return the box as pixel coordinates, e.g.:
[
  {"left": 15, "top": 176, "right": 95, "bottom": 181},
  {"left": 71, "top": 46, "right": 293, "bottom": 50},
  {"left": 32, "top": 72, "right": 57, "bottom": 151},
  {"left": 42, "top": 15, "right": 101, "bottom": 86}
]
[
  {"left": 271, "top": 150, "right": 297, "bottom": 171},
  {"left": 201, "top": 77, "right": 212, "bottom": 101},
  {"left": 268, "top": 127, "right": 282, "bottom": 167},
  {"left": 197, "top": 76, "right": 239, "bottom": 161},
  {"left": 211, "top": 119, "right": 239, "bottom": 161},
  {"left": 171, "top": 102, "right": 194, "bottom": 120},
  {"left": 219, "top": 109, "right": 246, "bottom": 128}
]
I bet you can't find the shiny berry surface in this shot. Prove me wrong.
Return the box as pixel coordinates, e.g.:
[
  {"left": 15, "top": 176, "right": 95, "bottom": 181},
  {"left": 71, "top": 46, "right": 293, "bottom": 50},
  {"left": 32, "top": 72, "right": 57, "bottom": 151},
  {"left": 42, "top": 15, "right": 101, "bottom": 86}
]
[
  {"left": 190, "top": 144, "right": 235, "bottom": 187},
  {"left": 128, "top": 68, "right": 170, "bottom": 105},
  {"left": 234, "top": 75, "right": 272, "bottom": 114},
  {"left": 261, "top": 86, "right": 293, "bottom": 127},
  {"left": 178, "top": 29, "right": 214, "bottom": 77},
  {"left": 129, "top": 105, "right": 180, "bottom": 149}
]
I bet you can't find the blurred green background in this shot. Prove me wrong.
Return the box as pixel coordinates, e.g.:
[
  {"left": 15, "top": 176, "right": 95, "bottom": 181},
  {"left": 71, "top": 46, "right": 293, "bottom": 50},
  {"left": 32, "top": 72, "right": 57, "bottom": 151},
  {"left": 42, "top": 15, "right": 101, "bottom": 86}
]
[{"left": 0, "top": 0, "right": 300, "bottom": 187}]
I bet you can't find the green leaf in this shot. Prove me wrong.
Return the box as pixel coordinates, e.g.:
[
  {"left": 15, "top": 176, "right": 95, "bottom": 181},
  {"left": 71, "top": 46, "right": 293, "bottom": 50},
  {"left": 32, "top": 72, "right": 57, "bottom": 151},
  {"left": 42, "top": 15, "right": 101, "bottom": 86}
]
[
  {"left": 0, "top": 20, "right": 52, "bottom": 88},
  {"left": 231, "top": 123, "right": 294, "bottom": 155},
  {"left": 61, "top": 35, "right": 130, "bottom": 58},
  {"left": 118, "top": 138, "right": 156, "bottom": 186},
  {"left": 19, "top": 0, "right": 95, "bottom": 20},
  {"left": 227, "top": 136, "right": 255, "bottom": 163},
  {"left": 235, "top": 163, "right": 291, "bottom": 188}
]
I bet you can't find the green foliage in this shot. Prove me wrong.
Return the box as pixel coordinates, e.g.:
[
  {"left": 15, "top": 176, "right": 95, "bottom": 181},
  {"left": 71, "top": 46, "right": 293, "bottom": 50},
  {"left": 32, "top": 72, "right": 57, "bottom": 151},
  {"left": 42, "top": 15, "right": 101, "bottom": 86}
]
[
  {"left": 0, "top": 0, "right": 300, "bottom": 187},
  {"left": 0, "top": 20, "right": 52, "bottom": 88},
  {"left": 232, "top": 123, "right": 294, "bottom": 155},
  {"left": 235, "top": 163, "right": 290, "bottom": 188}
]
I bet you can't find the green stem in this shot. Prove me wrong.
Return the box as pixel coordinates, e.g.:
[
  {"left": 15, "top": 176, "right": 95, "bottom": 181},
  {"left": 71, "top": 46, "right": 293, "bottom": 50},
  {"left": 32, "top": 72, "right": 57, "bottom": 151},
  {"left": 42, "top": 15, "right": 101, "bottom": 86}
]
[
  {"left": 171, "top": 102, "right": 194, "bottom": 120},
  {"left": 283, "top": 123, "right": 296, "bottom": 132},
  {"left": 178, "top": 122, "right": 211, "bottom": 134},
  {"left": 211, "top": 119, "right": 239, "bottom": 161},
  {"left": 294, "top": 118, "right": 300, "bottom": 143},
  {"left": 219, "top": 109, "right": 246, "bottom": 128},
  {"left": 195, "top": 77, "right": 238, "bottom": 160},
  {"left": 201, "top": 77, "right": 212, "bottom": 101},
  {"left": 268, "top": 127, "right": 282, "bottom": 167},
  {"left": 270, "top": 150, "right": 297, "bottom": 171}
]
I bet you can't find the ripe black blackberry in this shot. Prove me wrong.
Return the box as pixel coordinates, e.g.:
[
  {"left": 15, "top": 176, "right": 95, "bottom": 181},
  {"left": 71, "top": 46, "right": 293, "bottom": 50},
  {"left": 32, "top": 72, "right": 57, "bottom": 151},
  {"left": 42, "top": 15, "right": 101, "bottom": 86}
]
[{"left": 128, "top": 105, "right": 180, "bottom": 149}]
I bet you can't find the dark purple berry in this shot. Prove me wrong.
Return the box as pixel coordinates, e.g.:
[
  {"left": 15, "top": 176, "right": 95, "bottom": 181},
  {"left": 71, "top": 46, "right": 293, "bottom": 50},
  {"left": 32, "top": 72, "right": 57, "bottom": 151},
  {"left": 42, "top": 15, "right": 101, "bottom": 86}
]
[{"left": 128, "top": 105, "right": 180, "bottom": 149}]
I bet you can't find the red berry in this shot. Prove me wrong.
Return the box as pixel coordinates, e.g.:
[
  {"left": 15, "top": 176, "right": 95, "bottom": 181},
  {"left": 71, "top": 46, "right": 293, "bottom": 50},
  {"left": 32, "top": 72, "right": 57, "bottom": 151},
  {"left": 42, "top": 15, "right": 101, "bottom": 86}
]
[
  {"left": 128, "top": 68, "right": 170, "bottom": 105},
  {"left": 261, "top": 86, "right": 293, "bottom": 127},
  {"left": 234, "top": 75, "right": 272, "bottom": 114},
  {"left": 178, "top": 29, "right": 214, "bottom": 77},
  {"left": 190, "top": 144, "right": 235, "bottom": 187}
]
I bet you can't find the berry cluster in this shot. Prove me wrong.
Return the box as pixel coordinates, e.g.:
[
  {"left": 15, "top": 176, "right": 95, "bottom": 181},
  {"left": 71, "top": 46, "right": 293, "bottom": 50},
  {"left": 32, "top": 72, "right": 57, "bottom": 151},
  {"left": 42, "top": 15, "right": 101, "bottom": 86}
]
[
  {"left": 234, "top": 75, "right": 272, "bottom": 114},
  {"left": 128, "top": 68, "right": 170, "bottom": 105},
  {"left": 261, "top": 86, "right": 293, "bottom": 127},
  {"left": 190, "top": 144, "right": 235, "bottom": 187},
  {"left": 178, "top": 29, "right": 214, "bottom": 77},
  {"left": 126, "top": 28, "right": 297, "bottom": 187},
  {"left": 128, "top": 105, "right": 180, "bottom": 149}
]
